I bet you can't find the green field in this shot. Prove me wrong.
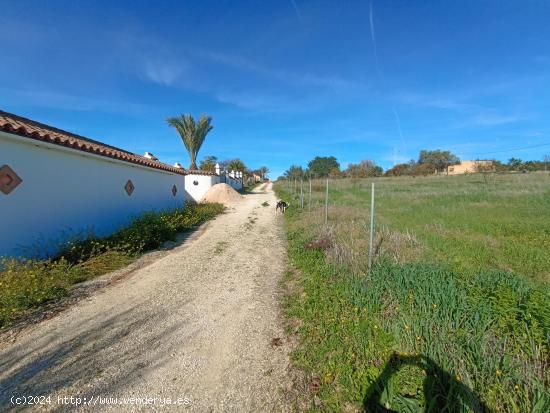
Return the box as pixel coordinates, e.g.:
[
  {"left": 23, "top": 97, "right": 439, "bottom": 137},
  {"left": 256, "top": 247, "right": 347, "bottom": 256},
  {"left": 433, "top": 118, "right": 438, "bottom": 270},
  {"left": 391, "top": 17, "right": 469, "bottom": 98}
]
[
  {"left": 275, "top": 173, "right": 550, "bottom": 412},
  {"left": 286, "top": 173, "right": 550, "bottom": 282}
]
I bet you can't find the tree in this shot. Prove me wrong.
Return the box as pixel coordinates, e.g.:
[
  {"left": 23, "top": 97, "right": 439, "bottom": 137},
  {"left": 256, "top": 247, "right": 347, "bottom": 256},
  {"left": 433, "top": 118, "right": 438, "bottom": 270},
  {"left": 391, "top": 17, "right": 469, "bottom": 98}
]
[
  {"left": 284, "top": 165, "right": 306, "bottom": 180},
  {"left": 507, "top": 158, "right": 523, "bottom": 171},
  {"left": 218, "top": 159, "right": 231, "bottom": 171},
  {"left": 545, "top": 155, "right": 550, "bottom": 172},
  {"left": 412, "top": 162, "right": 436, "bottom": 176},
  {"left": 345, "top": 160, "right": 383, "bottom": 178},
  {"left": 385, "top": 163, "right": 412, "bottom": 177},
  {"left": 308, "top": 156, "right": 340, "bottom": 178},
  {"left": 492, "top": 160, "right": 508, "bottom": 172},
  {"left": 473, "top": 160, "right": 495, "bottom": 184},
  {"left": 473, "top": 160, "right": 494, "bottom": 173},
  {"left": 369, "top": 166, "right": 384, "bottom": 177},
  {"left": 227, "top": 159, "right": 247, "bottom": 172},
  {"left": 345, "top": 163, "right": 366, "bottom": 178},
  {"left": 259, "top": 166, "right": 270, "bottom": 180},
  {"left": 199, "top": 155, "right": 218, "bottom": 172},
  {"left": 167, "top": 114, "right": 213, "bottom": 170},
  {"left": 329, "top": 167, "right": 342, "bottom": 178},
  {"left": 418, "top": 150, "right": 460, "bottom": 174}
]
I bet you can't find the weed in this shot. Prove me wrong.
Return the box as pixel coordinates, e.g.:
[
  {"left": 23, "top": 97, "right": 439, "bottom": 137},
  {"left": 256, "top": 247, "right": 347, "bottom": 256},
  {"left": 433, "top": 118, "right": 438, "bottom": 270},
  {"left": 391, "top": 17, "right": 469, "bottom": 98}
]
[
  {"left": 0, "top": 203, "right": 225, "bottom": 329},
  {"left": 280, "top": 173, "right": 550, "bottom": 281},
  {"left": 275, "top": 175, "right": 550, "bottom": 412},
  {"left": 214, "top": 241, "right": 229, "bottom": 254}
]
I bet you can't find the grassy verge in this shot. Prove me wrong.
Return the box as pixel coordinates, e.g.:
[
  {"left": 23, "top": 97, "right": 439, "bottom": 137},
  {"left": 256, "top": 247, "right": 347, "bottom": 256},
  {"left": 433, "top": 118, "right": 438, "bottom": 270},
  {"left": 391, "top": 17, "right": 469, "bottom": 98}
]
[
  {"left": 0, "top": 203, "right": 224, "bottom": 329},
  {"left": 276, "top": 180, "right": 549, "bottom": 412},
  {"left": 284, "top": 173, "right": 550, "bottom": 282}
]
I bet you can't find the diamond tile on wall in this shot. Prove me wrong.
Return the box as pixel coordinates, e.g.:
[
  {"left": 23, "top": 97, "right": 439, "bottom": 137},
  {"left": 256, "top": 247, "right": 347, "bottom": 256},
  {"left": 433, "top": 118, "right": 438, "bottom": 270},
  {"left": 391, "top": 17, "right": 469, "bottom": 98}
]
[
  {"left": 125, "top": 179, "right": 135, "bottom": 196},
  {"left": 0, "top": 165, "right": 23, "bottom": 195},
  {"left": 172, "top": 185, "right": 178, "bottom": 196}
]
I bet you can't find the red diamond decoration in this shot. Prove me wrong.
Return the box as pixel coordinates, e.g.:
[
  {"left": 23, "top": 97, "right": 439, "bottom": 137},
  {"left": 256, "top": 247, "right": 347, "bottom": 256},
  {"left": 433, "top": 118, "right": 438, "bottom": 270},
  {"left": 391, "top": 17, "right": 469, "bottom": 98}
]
[
  {"left": 125, "top": 179, "right": 135, "bottom": 196},
  {"left": 0, "top": 165, "right": 22, "bottom": 195},
  {"left": 172, "top": 185, "right": 178, "bottom": 196}
]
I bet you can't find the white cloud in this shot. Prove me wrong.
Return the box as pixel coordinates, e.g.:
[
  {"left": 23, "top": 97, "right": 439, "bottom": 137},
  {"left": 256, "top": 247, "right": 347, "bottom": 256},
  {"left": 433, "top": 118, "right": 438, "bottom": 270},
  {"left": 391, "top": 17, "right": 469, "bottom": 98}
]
[
  {"left": 200, "top": 50, "right": 360, "bottom": 91},
  {"left": 464, "top": 114, "right": 522, "bottom": 126},
  {"left": 394, "top": 92, "right": 475, "bottom": 111},
  {"left": 214, "top": 90, "right": 292, "bottom": 112},
  {"left": 0, "top": 88, "right": 150, "bottom": 114},
  {"left": 141, "top": 60, "right": 187, "bottom": 86},
  {"left": 290, "top": 0, "right": 302, "bottom": 20},
  {"left": 381, "top": 151, "right": 411, "bottom": 165},
  {"left": 111, "top": 30, "right": 190, "bottom": 88}
]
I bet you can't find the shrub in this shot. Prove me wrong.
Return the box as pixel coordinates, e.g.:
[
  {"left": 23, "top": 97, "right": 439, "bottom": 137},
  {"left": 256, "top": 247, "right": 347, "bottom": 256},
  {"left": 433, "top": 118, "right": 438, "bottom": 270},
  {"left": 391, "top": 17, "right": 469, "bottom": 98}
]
[
  {"left": 0, "top": 203, "right": 224, "bottom": 328},
  {"left": 56, "top": 203, "right": 225, "bottom": 260},
  {"left": 0, "top": 258, "right": 69, "bottom": 327}
]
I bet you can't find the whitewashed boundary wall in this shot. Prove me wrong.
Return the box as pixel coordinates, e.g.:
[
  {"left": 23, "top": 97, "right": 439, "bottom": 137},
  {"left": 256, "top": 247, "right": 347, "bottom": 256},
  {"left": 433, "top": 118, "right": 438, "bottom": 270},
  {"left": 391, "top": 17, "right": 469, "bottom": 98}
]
[
  {"left": 225, "top": 175, "right": 243, "bottom": 191},
  {"left": 184, "top": 174, "right": 220, "bottom": 202},
  {"left": 219, "top": 174, "right": 244, "bottom": 191},
  {"left": 0, "top": 131, "right": 185, "bottom": 258},
  {"left": 184, "top": 171, "right": 244, "bottom": 202}
]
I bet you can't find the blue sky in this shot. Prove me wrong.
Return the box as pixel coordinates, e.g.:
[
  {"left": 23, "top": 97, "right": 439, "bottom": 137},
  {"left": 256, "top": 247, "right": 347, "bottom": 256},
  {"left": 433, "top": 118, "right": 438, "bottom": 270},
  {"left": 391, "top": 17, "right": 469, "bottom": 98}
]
[{"left": 1, "top": 0, "right": 550, "bottom": 178}]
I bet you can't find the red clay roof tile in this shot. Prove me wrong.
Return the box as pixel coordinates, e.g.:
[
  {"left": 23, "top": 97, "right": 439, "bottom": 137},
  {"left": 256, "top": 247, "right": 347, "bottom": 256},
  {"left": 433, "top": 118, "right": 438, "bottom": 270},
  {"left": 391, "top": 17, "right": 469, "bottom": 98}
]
[{"left": 0, "top": 110, "right": 186, "bottom": 175}]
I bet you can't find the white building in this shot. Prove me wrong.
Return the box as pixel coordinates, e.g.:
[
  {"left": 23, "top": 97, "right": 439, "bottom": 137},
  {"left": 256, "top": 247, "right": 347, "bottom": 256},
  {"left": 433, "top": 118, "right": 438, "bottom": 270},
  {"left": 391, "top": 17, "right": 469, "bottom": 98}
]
[{"left": 0, "top": 110, "right": 244, "bottom": 258}]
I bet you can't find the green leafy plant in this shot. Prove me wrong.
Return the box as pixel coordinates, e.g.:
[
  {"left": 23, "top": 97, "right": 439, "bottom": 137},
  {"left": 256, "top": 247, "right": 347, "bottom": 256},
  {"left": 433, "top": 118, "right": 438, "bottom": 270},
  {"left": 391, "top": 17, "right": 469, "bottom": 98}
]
[
  {"left": 167, "top": 114, "right": 214, "bottom": 170},
  {"left": 0, "top": 203, "right": 224, "bottom": 329}
]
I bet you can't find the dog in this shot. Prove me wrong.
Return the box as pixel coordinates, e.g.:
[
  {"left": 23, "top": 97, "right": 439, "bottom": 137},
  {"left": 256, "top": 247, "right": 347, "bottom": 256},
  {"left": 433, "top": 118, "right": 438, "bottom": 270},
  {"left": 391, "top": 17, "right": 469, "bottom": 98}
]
[{"left": 275, "top": 200, "right": 289, "bottom": 213}]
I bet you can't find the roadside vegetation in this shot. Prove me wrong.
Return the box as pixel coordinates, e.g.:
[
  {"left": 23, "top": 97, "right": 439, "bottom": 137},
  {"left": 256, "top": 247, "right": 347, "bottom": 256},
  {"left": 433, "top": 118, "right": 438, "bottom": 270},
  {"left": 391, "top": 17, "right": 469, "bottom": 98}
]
[
  {"left": 283, "top": 151, "right": 549, "bottom": 180},
  {"left": 0, "top": 203, "right": 224, "bottom": 329},
  {"left": 275, "top": 173, "right": 549, "bottom": 412}
]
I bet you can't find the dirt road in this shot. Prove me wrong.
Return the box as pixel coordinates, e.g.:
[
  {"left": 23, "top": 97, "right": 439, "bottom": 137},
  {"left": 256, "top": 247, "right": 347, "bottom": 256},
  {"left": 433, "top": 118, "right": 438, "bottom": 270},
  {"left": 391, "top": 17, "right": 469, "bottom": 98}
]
[{"left": 0, "top": 183, "right": 291, "bottom": 412}]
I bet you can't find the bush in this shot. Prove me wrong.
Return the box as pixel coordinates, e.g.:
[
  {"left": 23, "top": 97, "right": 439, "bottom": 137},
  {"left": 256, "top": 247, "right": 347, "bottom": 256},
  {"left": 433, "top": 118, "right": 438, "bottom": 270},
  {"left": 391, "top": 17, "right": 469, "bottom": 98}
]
[
  {"left": 0, "top": 203, "right": 224, "bottom": 328},
  {"left": 0, "top": 259, "right": 70, "bottom": 327},
  {"left": 57, "top": 203, "right": 225, "bottom": 260}
]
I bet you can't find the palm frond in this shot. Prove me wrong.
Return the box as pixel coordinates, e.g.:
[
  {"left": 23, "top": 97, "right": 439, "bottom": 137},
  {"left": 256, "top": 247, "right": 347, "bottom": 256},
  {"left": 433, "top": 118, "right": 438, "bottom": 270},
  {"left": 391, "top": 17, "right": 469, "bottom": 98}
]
[{"left": 167, "top": 114, "right": 214, "bottom": 169}]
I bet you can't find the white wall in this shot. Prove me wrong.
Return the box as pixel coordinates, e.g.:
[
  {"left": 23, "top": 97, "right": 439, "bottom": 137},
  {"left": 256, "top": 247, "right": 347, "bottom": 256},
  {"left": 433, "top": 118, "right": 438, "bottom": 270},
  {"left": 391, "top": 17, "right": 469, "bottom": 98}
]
[
  {"left": 226, "top": 176, "right": 243, "bottom": 191},
  {"left": 220, "top": 174, "right": 243, "bottom": 191},
  {"left": 184, "top": 174, "right": 219, "bottom": 202},
  {"left": 0, "top": 132, "right": 185, "bottom": 258},
  {"left": 183, "top": 173, "right": 244, "bottom": 202}
]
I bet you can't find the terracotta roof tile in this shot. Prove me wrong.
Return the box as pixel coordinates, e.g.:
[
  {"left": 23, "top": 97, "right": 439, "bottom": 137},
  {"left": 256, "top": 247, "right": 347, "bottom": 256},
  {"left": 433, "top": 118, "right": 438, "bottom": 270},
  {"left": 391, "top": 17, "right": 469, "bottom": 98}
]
[
  {"left": 0, "top": 110, "right": 187, "bottom": 175},
  {"left": 185, "top": 169, "right": 219, "bottom": 176}
]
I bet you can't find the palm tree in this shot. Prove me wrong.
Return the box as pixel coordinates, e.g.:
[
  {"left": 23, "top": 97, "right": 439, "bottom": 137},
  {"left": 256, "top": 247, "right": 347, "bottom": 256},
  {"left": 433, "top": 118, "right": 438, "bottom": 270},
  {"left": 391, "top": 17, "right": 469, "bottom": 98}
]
[
  {"left": 259, "top": 166, "right": 269, "bottom": 179},
  {"left": 167, "top": 114, "right": 213, "bottom": 170},
  {"left": 227, "top": 159, "right": 246, "bottom": 172},
  {"left": 199, "top": 155, "right": 218, "bottom": 172}
]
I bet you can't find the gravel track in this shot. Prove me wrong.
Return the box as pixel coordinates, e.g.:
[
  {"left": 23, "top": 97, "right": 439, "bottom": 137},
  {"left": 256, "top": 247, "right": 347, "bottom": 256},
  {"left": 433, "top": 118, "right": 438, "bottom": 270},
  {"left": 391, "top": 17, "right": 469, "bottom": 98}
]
[{"left": 0, "top": 183, "right": 291, "bottom": 412}]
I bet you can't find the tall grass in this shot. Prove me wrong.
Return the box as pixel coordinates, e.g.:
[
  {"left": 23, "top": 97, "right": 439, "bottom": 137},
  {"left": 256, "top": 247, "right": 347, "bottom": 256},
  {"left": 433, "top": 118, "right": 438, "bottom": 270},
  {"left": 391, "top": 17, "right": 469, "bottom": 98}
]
[
  {"left": 276, "top": 174, "right": 550, "bottom": 412},
  {"left": 285, "top": 173, "right": 550, "bottom": 282}
]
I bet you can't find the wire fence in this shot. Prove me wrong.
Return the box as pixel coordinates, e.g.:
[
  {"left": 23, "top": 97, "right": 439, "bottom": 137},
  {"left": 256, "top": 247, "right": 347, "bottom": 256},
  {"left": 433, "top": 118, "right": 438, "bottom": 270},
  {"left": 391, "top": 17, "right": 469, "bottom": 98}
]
[
  {"left": 281, "top": 171, "right": 550, "bottom": 280},
  {"left": 286, "top": 177, "right": 377, "bottom": 272}
]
